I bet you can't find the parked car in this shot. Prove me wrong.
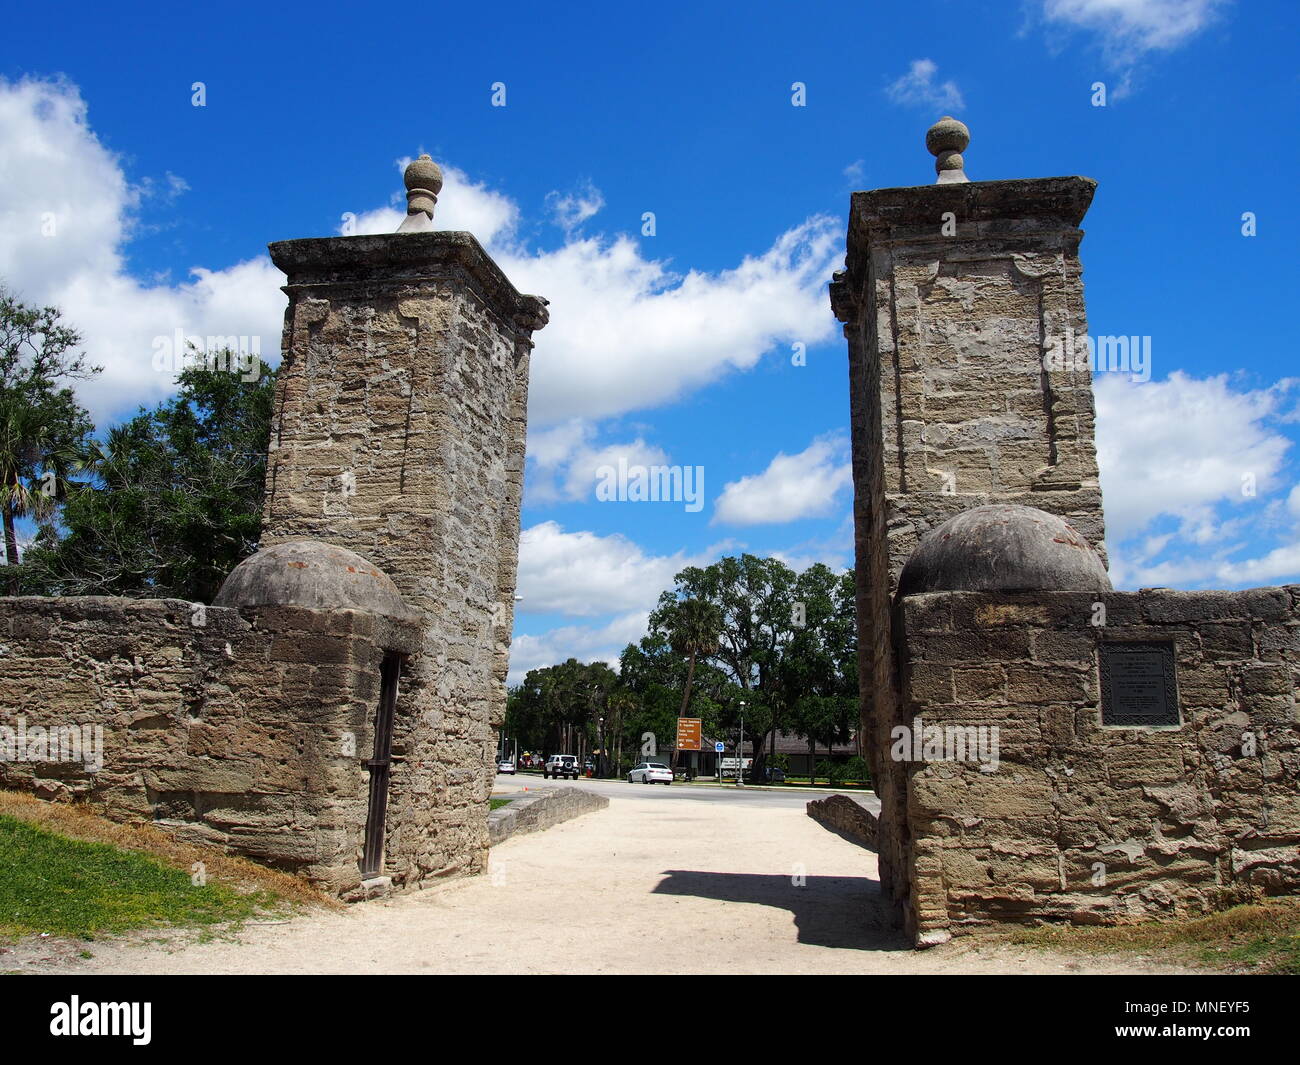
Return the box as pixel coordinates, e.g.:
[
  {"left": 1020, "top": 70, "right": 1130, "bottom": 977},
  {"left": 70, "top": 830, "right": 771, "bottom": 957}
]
[
  {"left": 543, "top": 754, "right": 580, "bottom": 780},
  {"left": 628, "top": 762, "right": 673, "bottom": 785},
  {"left": 496, "top": 759, "right": 516, "bottom": 775}
]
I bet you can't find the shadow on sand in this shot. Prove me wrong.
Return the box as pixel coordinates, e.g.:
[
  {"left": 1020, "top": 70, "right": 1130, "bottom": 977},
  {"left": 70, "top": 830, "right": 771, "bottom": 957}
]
[{"left": 652, "top": 870, "right": 907, "bottom": 951}]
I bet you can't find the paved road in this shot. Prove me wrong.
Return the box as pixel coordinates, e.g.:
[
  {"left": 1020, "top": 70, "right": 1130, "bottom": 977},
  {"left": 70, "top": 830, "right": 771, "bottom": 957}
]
[{"left": 492, "top": 772, "right": 882, "bottom": 813}]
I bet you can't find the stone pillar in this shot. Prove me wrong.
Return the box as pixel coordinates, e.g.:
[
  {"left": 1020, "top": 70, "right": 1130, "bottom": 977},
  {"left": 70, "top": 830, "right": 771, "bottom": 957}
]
[
  {"left": 830, "top": 118, "right": 1105, "bottom": 917},
  {"left": 263, "top": 156, "right": 547, "bottom": 884}
]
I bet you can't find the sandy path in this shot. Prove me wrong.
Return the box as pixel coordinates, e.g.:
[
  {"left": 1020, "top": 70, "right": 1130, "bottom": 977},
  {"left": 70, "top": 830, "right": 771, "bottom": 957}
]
[{"left": 9, "top": 793, "right": 1196, "bottom": 974}]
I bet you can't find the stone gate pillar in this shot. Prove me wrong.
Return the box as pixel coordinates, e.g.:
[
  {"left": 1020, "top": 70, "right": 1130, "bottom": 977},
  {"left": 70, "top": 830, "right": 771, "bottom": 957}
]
[
  {"left": 263, "top": 155, "right": 547, "bottom": 884},
  {"left": 830, "top": 119, "right": 1105, "bottom": 914}
]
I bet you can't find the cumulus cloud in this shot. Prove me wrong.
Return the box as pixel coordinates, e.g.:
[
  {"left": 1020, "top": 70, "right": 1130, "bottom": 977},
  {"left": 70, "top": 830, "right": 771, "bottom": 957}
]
[
  {"left": 508, "top": 611, "right": 649, "bottom": 684},
  {"left": 1036, "top": 0, "right": 1227, "bottom": 95},
  {"left": 545, "top": 181, "right": 605, "bottom": 237},
  {"left": 713, "top": 434, "right": 852, "bottom": 526},
  {"left": 516, "top": 520, "right": 700, "bottom": 618},
  {"left": 885, "top": 59, "right": 964, "bottom": 112},
  {"left": 1, "top": 76, "right": 839, "bottom": 435},
  {"left": 1096, "top": 371, "right": 1300, "bottom": 588},
  {"left": 0, "top": 76, "right": 285, "bottom": 426},
  {"left": 526, "top": 420, "right": 671, "bottom": 505},
  {"left": 1041, "top": 0, "right": 1226, "bottom": 57},
  {"left": 1096, "top": 372, "right": 1294, "bottom": 542}
]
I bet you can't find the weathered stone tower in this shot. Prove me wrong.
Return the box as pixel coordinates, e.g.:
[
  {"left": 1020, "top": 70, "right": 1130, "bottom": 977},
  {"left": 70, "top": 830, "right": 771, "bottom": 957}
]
[
  {"left": 262, "top": 155, "right": 548, "bottom": 886},
  {"left": 834, "top": 121, "right": 1299, "bottom": 945},
  {"left": 831, "top": 118, "right": 1106, "bottom": 918}
]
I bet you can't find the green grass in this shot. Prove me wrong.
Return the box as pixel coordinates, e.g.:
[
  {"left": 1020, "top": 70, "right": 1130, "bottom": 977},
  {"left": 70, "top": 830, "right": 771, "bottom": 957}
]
[
  {"left": 0, "top": 813, "right": 280, "bottom": 938},
  {"left": 1008, "top": 898, "right": 1300, "bottom": 974},
  {"left": 489, "top": 798, "right": 512, "bottom": 811}
]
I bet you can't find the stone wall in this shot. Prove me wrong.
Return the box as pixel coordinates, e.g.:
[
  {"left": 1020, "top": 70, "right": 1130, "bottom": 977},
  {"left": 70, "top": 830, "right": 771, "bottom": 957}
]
[
  {"left": 896, "top": 586, "right": 1300, "bottom": 943},
  {"left": 806, "top": 793, "right": 878, "bottom": 850},
  {"left": 264, "top": 232, "right": 546, "bottom": 887},
  {"left": 832, "top": 176, "right": 1110, "bottom": 922},
  {"left": 0, "top": 596, "right": 418, "bottom": 895},
  {"left": 487, "top": 786, "right": 609, "bottom": 846}
]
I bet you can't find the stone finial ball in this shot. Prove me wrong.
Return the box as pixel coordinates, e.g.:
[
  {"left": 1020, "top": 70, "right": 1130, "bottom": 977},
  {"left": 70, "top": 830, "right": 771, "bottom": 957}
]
[
  {"left": 926, "top": 116, "right": 970, "bottom": 157},
  {"left": 404, "top": 153, "right": 443, "bottom": 195}
]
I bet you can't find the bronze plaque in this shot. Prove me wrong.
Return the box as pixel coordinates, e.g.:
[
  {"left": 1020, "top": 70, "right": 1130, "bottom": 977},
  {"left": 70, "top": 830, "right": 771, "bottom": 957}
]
[{"left": 1100, "top": 642, "right": 1179, "bottom": 726}]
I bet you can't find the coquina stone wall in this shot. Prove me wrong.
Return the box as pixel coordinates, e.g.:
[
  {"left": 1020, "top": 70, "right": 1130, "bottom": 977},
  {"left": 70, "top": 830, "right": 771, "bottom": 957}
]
[
  {"left": 0, "top": 596, "right": 419, "bottom": 894},
  {"left": 263, "top": 232, "right": 546, "bottom": 886},
  {"left": 896, "top": 587, "right": 1300, "bottom": 943},
  {"left": 831, "top": 173, "right": 1107, "bottom": 918}
]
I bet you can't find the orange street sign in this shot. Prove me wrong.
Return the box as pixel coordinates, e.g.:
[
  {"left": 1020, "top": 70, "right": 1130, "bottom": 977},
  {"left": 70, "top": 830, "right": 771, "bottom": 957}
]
[{"left": 676, "top": 718, "right": 702, "bottom": 750}]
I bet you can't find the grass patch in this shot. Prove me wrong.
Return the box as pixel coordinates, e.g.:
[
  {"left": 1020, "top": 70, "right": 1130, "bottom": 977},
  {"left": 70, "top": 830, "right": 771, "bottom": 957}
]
[
  {"left": 489, "top": 798, "right": 512, "bottom": 811},
  {"left": 0, "top": 789, "right": 337, "bottom": 940},
  {"left": 1007, "top": 898, "right": 1300, "bottom": 974}
]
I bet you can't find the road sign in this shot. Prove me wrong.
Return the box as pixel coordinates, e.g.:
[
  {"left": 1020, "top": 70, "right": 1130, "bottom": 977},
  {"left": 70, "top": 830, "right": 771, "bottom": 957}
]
[
  {"left": 676, "top": 718, "right": 702, "bottom": 750},
  {"left": 714, "top": 741, "right": 725, "bottom": 753}
]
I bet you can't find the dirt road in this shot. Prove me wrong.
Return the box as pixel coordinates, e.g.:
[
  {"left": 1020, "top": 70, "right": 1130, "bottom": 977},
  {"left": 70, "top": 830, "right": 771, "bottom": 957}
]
[{"left": 10, "top": 788, "right": 1195, "bottom": 974}]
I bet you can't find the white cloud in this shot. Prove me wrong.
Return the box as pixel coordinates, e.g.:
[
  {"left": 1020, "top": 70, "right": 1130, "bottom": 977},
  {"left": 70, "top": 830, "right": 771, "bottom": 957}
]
[
  {"left": 1037, "top": 0, "right": 1227, "bottom": 95},
  {"left": 545, "top": 181, "right": 605, "bottom": 237},
  {"left": 1096, "top": 371, "right": 1300, "bottom": 589},
  {"left": 1095, "top": 372, "right": 1294, "bottom": 543},
  {"left": 713, "top": 434, "right": 852, "bottom": 526},
  {"left": 526, "top": 420, "right": 671, "bottom": 504},
  {"left": 507, "top": 611, "right": 648, "bottom": 685},
  {"left": 0, "top": 76, "right": 284, "bottom": 427},
  {"left": 1, "top": 76, "right": 838, "bottom": 435},
  {"left": 503, "top": 221, "right": 840, "bottom": 426},
  {"left": 346, "top": 164, "right": 839, "bottom": 429},
  {"left": 885, "top": 59, "right": 964, "bottom": 112},
  {"left": 1041, "top": 0, "right": 1226, "bottom": 58},
  {"left": 516, "top": 520, "right": 695, "bottom": 617}
]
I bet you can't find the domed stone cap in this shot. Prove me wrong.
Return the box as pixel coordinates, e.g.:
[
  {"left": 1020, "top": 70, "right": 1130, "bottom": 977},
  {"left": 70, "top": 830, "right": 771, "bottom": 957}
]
[
  {"left": 214, "top": 541, "right": 415, "bottom": 618},
  {"left": 897, "top": 504, "right": 1111, "bottom": 597}
]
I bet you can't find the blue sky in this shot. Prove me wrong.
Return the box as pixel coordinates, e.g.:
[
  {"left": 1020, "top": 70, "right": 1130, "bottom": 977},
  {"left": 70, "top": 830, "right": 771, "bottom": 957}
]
[{"left": 2, "top": 0, "right": 1298, "bottom": 680}]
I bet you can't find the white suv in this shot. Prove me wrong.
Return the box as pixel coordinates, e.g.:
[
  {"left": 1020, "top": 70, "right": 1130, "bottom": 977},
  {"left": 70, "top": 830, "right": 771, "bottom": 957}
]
[
  {"left": 543, "top": 754, "right": 580, "bottom": 780},
  {"left": 628, "top": 762, "right": 673, "bottom": 785}
]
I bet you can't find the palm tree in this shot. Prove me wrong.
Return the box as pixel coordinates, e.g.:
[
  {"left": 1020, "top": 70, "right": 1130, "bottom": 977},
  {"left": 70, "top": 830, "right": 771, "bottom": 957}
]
[
  {"left": 0, "top": 391, "right": 90, "bottom": 593},
  {"left": 665, "top": 597, "right": 723, "bottom": 718}
]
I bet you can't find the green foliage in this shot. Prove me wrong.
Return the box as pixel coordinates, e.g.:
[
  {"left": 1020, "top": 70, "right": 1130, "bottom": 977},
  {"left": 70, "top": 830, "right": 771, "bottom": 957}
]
[
  {"left": 0, "top": 286, "right": 98, "bottom": 592},
  {"left": 21, "top": 358, "right": 276, "bottom": 602},
  {"left": 508, "top": 554, "right": 861, "bottom": 779},
  {"left": 506, "top": 658, "right": 621, "bottom": 758},
  {"left": 844, "top": 755, "right": 871, "bottom": 785},
  {"left": 0, "top": 814, "right": 276, "bottom": 937}
]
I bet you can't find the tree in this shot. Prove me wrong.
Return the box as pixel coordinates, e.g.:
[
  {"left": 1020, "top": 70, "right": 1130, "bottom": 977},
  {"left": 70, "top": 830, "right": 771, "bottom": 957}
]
[
  {"left": 783, "top": 566, "right": 859, "bottom": 783},
  {"left": 505, "top": 659, "right": 620, "bottom": 770},
  {"left": 21, "top": 356, "right": 275, "bottom": 601},
  {"left": 660, "top": 597, "right": 722, "bottom": 717},
  {"left": 650, "top": 554, "right": 798, "bottom": 777},
  {"left": 0, "top": 288, "right": 98, "bottom": 593}
]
